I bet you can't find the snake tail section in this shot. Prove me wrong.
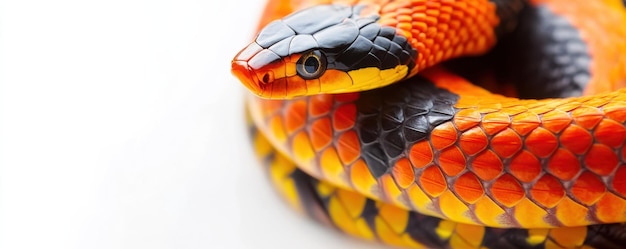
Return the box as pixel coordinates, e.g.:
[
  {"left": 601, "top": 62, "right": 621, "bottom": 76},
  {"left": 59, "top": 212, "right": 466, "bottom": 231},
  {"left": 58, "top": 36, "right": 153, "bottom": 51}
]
[{"left": 250, "top": 124, "right": 626, "bottom": 249}]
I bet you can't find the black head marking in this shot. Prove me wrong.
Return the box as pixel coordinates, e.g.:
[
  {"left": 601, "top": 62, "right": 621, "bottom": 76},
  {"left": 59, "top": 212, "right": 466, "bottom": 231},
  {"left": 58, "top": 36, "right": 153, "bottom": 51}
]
[
  {"left": 283, "top": 4, "right": 354, "bottom": 34},
  {"left": 256, "top": 21, "right": 296, "bottom": 48},
  {"left": 312, "top": 20, "right": 360, "bottom": 50},
  {"left": 241, "top": 4, "right": 418, "bottom": 82}
]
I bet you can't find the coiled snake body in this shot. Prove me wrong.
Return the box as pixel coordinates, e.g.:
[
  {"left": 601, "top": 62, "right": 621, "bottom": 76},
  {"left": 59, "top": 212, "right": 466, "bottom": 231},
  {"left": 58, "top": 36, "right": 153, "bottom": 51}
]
[{"left": 232, "top": 0, "right": 626, "bottom": 248}]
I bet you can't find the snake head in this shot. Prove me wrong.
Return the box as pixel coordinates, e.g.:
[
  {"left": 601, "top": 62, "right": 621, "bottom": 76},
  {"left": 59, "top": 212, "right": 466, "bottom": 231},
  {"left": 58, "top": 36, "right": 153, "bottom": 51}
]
[{"left": 231, "top": 4, "right": 417, "bottom": 99}]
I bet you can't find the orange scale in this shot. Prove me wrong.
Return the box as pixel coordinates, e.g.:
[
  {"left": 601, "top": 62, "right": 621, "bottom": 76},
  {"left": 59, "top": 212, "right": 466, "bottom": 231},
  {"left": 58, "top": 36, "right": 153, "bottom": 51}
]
[
  {"left": 581, "top": 95, "right": 610, "bottom": 107},
  {"left": 430, "top": 122, "right": 458, "bottom": 150},
  {"left": 459, "top": 126, "right": 488, "bottom": 155},
  {"left": 559, "top": 125, "right": 593, "bottom": 155},
  {"left": 269, "top": 116, "right": 288, "bottom": 142},
  {"left": 570, "top": 171, "right": 606, "bottom": 206},
  {"left": 527, "top": 105, "right": 554, "bottom": 115},
  {"left": 424, "top": 16, "right": 438, "bottom": 27},
  {"left": 258, "top": 99, "right": 284, "bottom": 117},
  {"left": 336, "top": 130, "right": 360, "bottom": 165},
  {"left": 398, "top": 23, "right": 413, "bottom": 35},
  {"left": 453, "top": 172, "right": 484, "bottom": 204},
  {"left": 381, "top": 174, "right": 407, "bottom": 208},
  {"left": 292, "top": 132, "right": 315, "bottom": 162},
  {"left": 412, "top": 21, "right": 428, "bottom": 33},
  {"left": 554, "top": 197, "right": 589, "bottom": 227},
  {"left": 471, "top": 149, "right": 503, "bottom": 181},
  {"left": 419, "top": 165, "right": 448, "bottom": 197},
  {"left": 571, "top": 106, "right": 603, "bottom": 129},
  {"left": 473, "top": 196, "right": 505, "bottom": 227},
  {"left": 602, "top": 103, "right": 626, "bottom": 123},
  {"left": 438, "top": 190, "right": 475, "bottom": 225},
  {"left": 482, "top": 110, "right": 511, "bottom": 126},
  {"left": 510, "top": 112, "right": 540, "bottom": 136},
  {"left": 439, "top": 5, "right": 452, "bottom": 14},
  {"left": 547, "top": 148, "right": 581, "bottom": 181},
  {"left": 530, "top": 174, "right": 565, "bottom": 209},
  {"left": 513, "top": 198, "right": 551, "bottom": 228},
  {"left": 438, "top": 146, "right": 467, "bottom": 176},
  {"left": 425, "top": 0, "right": 441, "bottom": 9},
  {"left": 378, "top": 204, "right": 410, "bottom": 237},
  {"left": 612, "top": 166, "right": 626, "bottom": 197},
  {"left": 594, "top": 119, "right": 626, "bottom": 148},
  {"left": 320, "top": 148, "right": 350, "bottom": 189},
  {"left": 309, "top": 118, "right": 333, "bottom": 151},
  {"left": 509, "top": 150, "right": 541, "bottom": 183},
  {"left": 308, "top": 94, "right": 334, "bottom": 117},
  {"left": 490, "top": 174, "right": 525, "bottom": 207},
  {"left": 541, "top": 110, "right": 572, "bottom": 133},
  {"left": 406, "top": 183, "right": 439, "bottom": 217},
  {"left": 332, "top": 104, "right": 356, "bottom": 131},
  {"left": 524, "top": 127, "right": 558, "bottom": 158},
  {"left": 476, "top": 109, "right": 502, "bottom": 120},
  {"left": 595, "top": 192, "right": 626, "bottom": 223},
  {"left": 500, "top": 105, "right": 529, "bottom": 116},
  {"left": 490, "top": 128, "right": 523, "bottom": 158},
  {"left": 584, "top": 144, "right": 619, "bottom": 176},
  {"left": 284, "top": 100, "right": 308, "bottom": 133},
  {"left": 397, "top": 14, "right": 412, "bottom": 23},
  {"left": 392, "top": 158, "right": 415, "bottom": 189},
  {"left": 450, "top": 223, "right": 486, "bottom": 249},
  {"left": 409, "top": 140, "right": 434, "bottom": 168},
  {"left": 434, "top": 30, "right": 446, "bottom": 44},
  {"left": 555, "top": 101, "right": 582, "bottom": 113},
  {"left": 350, "top": 160, "right": 379, "bottom": 197},
  {"left": 335, "top": 188, "right": 368, "bottom": 219},
  {"left": 548, "top": 226, "right": 587, "bottom": 248}
]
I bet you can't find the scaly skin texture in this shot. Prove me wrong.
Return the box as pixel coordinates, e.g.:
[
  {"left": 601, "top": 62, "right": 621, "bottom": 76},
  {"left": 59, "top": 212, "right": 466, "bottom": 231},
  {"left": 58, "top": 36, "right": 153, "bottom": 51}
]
[
  {"left": 236, "top": 0, "right": 626, "bottom": 247},
  {"left": 251, "top": 125, "right": 626, "bottom": 248},
  {"left": 248, "top": 68, "right": 626, "bottom": 228}
]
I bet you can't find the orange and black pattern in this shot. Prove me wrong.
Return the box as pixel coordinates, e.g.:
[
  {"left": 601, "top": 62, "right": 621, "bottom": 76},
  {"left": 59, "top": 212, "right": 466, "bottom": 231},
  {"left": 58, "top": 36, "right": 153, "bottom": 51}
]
[
  {"left": 248, "top": 68, "right": 626, "bottom": 229},
  {"left": 251, "top": 126, "right": 626, "bottom": 248},
  {"left": 237, "top": 0, "right": 626, "bottom": 248}
]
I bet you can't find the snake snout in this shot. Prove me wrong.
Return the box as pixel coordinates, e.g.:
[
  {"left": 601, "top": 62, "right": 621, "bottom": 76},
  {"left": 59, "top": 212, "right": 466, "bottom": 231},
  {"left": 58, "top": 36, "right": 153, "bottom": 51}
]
[{"left": 231, "top": 60, "right": 262, "bottom": 94}]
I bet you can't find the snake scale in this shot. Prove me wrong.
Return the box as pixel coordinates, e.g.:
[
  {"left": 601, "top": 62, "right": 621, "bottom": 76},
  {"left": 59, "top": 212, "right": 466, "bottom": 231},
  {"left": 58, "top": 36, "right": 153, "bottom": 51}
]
[{"left": 232, "top": 0, "right": 626, "bottom": 248}]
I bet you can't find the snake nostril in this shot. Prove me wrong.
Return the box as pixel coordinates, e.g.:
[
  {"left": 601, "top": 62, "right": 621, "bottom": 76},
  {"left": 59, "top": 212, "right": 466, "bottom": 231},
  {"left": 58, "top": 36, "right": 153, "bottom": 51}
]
[{"left": 261, "top": 72, "right": 272, "bottom": 84}]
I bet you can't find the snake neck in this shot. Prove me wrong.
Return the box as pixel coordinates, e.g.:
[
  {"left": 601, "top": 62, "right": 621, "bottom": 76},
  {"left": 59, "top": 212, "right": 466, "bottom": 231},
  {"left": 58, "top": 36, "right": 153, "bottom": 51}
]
[{"left": 374, "top": 0, "right": 524, "bottom": 77}]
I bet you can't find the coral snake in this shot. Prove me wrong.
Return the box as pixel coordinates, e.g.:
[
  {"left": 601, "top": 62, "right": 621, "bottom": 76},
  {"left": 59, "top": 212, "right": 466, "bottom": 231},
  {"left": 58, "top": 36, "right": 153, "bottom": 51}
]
[{"left": 231, "top": 0, "right": 626, "bottom": 248}]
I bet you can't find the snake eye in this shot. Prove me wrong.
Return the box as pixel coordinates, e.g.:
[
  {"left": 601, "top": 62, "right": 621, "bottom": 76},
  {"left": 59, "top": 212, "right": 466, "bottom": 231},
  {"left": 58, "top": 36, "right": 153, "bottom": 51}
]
[{"left": 296, "top": 50, "right": 326, "bottom": 80}]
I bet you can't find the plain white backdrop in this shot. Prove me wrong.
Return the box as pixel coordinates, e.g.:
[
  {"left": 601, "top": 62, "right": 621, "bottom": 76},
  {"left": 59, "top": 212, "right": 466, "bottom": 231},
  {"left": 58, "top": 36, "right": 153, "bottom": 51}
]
[{"left": 0, "top": 0, "right": 390, "bottom": 248}]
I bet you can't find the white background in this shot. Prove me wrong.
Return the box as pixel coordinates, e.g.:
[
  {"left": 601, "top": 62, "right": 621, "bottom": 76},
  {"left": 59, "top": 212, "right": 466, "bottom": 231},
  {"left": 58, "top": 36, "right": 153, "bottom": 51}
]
[{"left": 0, "top": 0, "right": 389, "bottom": 248}]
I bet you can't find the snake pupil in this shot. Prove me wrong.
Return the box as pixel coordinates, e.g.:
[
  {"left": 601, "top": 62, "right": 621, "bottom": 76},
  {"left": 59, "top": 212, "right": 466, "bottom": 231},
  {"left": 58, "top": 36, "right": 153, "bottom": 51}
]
[{"left": 304, "top": 56, "right": 319, "bottom": 74}]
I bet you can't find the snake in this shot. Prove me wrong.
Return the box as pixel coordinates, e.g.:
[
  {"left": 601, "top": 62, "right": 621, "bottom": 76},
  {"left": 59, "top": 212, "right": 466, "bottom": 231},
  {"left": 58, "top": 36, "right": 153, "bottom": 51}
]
[{"left": 231, "top": 0, "right": 626, "bottom": 248}]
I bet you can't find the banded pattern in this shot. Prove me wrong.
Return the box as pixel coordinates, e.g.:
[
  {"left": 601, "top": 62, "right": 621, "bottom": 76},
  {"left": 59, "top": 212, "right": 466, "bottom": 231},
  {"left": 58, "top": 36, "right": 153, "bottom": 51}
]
[
  {"left": 251, "top": 125, "right": 626, "bottom": 248},
  {"left": 376, "top": 0, "right": 501, "bottom": 75},
  {"left": 236, "top": 0, "right": 626, "bottom": 248},
  {"left": 248, "top": 68, "right": 626, "bottom": 228}
]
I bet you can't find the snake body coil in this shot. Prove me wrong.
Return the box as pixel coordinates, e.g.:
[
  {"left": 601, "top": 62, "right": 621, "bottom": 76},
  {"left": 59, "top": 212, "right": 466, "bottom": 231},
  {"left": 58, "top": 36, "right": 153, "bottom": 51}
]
[{"left": 232, "top": 0, "right": 626, "bottom": 248}]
